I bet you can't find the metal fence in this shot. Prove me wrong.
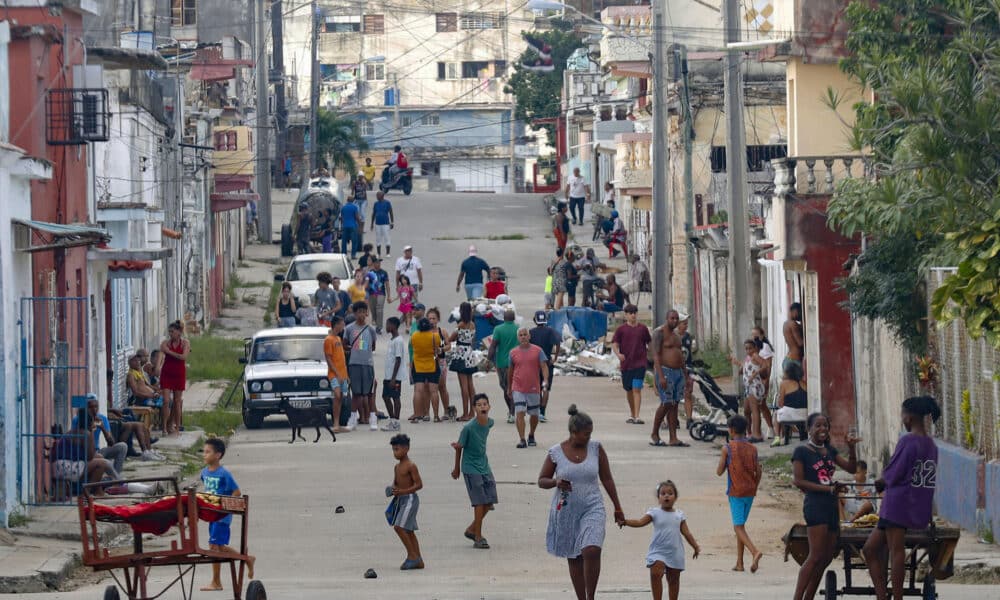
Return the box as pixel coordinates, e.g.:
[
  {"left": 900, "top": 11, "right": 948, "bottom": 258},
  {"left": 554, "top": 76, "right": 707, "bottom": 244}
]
[
  {"left": 17, "top": 296, "right": 91, "bottom": 505},
  {"left": 928, "top": 268, "right": 1000, "bottom": 460},
  {"left": 19, "top": 432, "right": 92, "bottom": 505}
]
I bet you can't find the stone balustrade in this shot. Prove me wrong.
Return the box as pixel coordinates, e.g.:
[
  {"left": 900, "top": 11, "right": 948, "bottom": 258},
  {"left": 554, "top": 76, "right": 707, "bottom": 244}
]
[
  {"left": 599, "top": 6, "right": 652, "bottom": 67},
  {"left": 771, "top": 155, "right": 872, "bottom": 196},
  {"left": 615, "top": 132, "right": 653, "bottom": 189}
]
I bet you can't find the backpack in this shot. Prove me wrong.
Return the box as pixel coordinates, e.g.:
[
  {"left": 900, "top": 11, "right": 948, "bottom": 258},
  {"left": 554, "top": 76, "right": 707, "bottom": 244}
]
[{"left": 396, "top": 152, "right": 408, "bottom": 169}]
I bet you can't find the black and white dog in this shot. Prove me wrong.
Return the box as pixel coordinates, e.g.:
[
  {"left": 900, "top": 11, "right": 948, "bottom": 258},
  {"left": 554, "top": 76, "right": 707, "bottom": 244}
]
[{"left": 279, "top": 399, "right": 336, "bottom": 444}]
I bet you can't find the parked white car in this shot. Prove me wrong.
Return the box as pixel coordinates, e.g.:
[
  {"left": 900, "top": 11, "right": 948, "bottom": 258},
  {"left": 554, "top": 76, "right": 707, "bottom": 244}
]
[
  {"left": 276, "top": 253, "right": 353, "bottom": 302},
  {"left": 240, "top": 327, "right": 332, "bottom": 429}
]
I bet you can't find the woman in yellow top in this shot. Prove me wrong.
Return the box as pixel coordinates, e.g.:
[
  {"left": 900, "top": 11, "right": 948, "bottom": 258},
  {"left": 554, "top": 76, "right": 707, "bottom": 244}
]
[
  {"left": 347, "top": 267, "right": 367, "bottom": 304},
  {"left": 362, "top": 158, "right": 377, "bottom": 190},
  {"left": 409, "top": 317, "right": 440, "bottom": 423}
]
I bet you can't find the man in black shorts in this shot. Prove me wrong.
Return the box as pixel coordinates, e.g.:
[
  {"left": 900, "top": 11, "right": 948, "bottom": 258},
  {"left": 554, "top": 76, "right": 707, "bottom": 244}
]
[
  {"left": 528, "top": 311, "right": 561, "bottom": 422},
  {"left": 344, "top": 302, "right": 378, "bottom": 430}
]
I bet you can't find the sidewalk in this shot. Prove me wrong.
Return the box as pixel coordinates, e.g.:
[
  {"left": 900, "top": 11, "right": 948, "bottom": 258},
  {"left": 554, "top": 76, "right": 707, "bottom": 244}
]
[{"left": 0, "top": 427, "right": 204, "bottom": 593}]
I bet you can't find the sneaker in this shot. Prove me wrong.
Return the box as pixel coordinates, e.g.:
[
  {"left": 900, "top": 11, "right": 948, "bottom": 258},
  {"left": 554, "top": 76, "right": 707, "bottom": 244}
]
[
  {"left": 140, "top": 450, "right": 163, "bottom": 461},
  {"left": 771, "top": 437, "right": 784, "bottom": 448},
  {"left": 507, "top": 413, "right": 514, "bottom": 424},
  {"left": 539, "top": 414, "right": 548, "bottom": 423},
  {"left": 369, "top": 413, "right": 378, "bottom": 431},
  {"left": 381, "top": 419, "right": 401, "bottom": 432},
  {"left": 348, "top": 412, "right": 359, "bottom": 430},
  {"left": 527, "top": 436, "right": 537, "bottom": 447},
  {"left": 516, "top": 439, "right": 527, "bottom": 449}
]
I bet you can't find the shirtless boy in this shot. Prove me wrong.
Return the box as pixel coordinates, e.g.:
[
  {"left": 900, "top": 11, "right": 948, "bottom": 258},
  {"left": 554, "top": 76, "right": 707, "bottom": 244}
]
[
  {"left": 782, "top": 302, "right": 804, "bottom": 373},
  {"left": 388, "top": 434, "right": 424, "bottom": 570},
  {"left": 651, "top": 310, "right": 688, "bottom": 447}
]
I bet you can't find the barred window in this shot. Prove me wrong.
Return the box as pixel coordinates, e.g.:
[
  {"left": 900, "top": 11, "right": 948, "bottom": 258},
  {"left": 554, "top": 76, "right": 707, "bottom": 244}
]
[
  {"left": 436, "top": 13, "right": 457, "bottom": 32},
  {"left": 460, "top": 12, "right": 505, "bottom": 30},
  {"left": 364, "top": 14, "right": 385, "bottom": 34}
]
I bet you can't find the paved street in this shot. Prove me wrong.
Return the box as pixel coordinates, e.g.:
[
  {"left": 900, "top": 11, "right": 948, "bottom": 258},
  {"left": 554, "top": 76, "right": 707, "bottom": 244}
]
[{"left": 9, "top": 190, "right": 994, "bottom": 599}]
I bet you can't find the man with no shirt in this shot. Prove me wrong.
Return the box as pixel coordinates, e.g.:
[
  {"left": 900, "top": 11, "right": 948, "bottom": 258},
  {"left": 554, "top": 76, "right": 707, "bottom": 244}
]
[
  {"left": 783, "top": 302, "right": 804, "bottom": 373},
  {"left": 650, "top": 310, "right": 688, "bottom": 446}
]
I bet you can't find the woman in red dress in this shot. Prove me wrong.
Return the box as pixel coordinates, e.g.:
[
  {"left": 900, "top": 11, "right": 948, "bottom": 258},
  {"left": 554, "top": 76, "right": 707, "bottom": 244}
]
[{"left": 158, "top": 320, "right": 190, "bottom": 436}]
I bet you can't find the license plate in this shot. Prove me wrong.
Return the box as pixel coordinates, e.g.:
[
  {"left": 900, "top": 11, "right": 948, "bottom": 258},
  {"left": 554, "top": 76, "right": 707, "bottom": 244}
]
[{"left": 288, "top": 399, "right": 313, "bottom": 409}]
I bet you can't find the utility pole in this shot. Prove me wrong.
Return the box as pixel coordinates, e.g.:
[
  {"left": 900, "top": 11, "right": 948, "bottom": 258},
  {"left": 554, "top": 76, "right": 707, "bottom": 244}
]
[
  {"left": 272, "top": 0, "right": 287, "bottom": 184},
  {"left": 723, "top": 0, "right": 752, "bottom": 379},
  {"left": 651, "top": 6, "right": 672, "bottom": 326},
  {"left": 509, "top": 103, "right": 517, "bottom": 193},
  {"left": 391, "top": 72, "right": 400, "bottom": 147},
  {"left": 679, "top": 45, "right": 696, "bottom": 321},
  {"left": 309, "top": 0, "right": 320, "bottom": 174},
  {"left": 255, "top": 0, "right": 272, "bottom": 243}
]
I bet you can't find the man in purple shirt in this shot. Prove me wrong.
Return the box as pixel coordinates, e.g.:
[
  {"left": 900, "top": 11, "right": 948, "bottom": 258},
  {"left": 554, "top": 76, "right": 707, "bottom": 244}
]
[
  {"left": 611, "top": 304, "right": 651, "bottom": 424},
  {"left": 863, "top": 396, "right": 940, "bottom": 600}
]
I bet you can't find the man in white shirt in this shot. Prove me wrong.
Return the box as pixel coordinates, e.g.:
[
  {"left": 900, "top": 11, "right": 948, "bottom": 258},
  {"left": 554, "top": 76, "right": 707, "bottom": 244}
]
[
  {"left": 394, "top": 245, "right": 423, "bottom": 296},
  {"left": 564, "top": 167, "right": 591, "bottom": 226}
]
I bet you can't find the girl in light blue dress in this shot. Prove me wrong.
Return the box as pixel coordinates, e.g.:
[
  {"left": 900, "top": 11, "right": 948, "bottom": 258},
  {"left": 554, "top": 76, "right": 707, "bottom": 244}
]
[{"left": 622, "top": 480, "right": 700, "bottom": 600}]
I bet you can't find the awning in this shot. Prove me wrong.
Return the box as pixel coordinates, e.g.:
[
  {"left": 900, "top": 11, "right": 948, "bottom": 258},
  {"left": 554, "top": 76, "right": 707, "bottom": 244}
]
[
  {"left": 609, "top": 61, "right": 651, "bottom": 78},
  {"left": 214, "top": 174, "right": 253, "bottom": 193},
  {"left": 189, "top": 64, "right": 236, "bottom": 81},
  {"left": 211, "top": 192, "right": 257, "bottom": 213},
  {"left": 109, "top": 260, "right": 154, "bottom": 271},
  {"left": 88, "top": 247, "right": 173, "bottom": 262},
  {"left": 13, "top": 219, "right": 110, "bottom": 253}
]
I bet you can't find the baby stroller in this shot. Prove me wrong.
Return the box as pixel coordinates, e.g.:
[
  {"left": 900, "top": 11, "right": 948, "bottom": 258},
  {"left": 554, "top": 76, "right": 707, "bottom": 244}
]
[{"left": 687, "top": 360, "right": 741, "bottom": 442}]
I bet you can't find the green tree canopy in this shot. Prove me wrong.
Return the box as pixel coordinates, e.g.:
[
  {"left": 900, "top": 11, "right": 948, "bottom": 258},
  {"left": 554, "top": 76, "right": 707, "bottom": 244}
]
[
  {"left": 828, "top": 0, "right": 1000, "bottom": 348},
  {"left": 316, "top": 109, "right": 369, "bottom": 175},
  {"left": 504, "top": 23, "right": 584, "bottom": 142}
]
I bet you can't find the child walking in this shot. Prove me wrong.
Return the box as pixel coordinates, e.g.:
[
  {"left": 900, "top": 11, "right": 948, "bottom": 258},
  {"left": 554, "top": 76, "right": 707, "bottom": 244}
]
[
  {"left": 451, "top": 394, "right": 497, "bottom": 549},
  {"left": 716, "top": 415, "right": 763, "bottom": 573},
  {"left": 199, "top": 438, "right": 255, "bottom": 591},
  {"left": 381, "top": 317, "right": 406, "bottom": 432},
  {"left": 397, "top": 275, "right": 416, "bottom": 327},
  {"left": 388, "top": 434, "right": 424, "bottom": 570},
  {"left": 621, "top": 481, "right": 699, "bottom": 600}
]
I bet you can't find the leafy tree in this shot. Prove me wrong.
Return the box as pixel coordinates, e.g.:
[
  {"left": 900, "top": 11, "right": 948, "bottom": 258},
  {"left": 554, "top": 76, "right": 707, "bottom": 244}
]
[
  {"left": 504, "top": 22, "right": 584, "bottom": 141},
  {"left": 316, "top": 109, "right": 369, "bottom": 175},
  {"left": 828, "top": 0, "right": 1000, "bottom": 348}
]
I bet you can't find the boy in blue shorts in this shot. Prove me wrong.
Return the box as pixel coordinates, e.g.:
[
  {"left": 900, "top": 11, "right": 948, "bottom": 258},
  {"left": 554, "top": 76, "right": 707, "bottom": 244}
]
[
  {"left": 715, "top": 416, "right": 763, "bottom": 573},
  {"left": 200, "top": 438, "right": 255, "bottom": 591}
]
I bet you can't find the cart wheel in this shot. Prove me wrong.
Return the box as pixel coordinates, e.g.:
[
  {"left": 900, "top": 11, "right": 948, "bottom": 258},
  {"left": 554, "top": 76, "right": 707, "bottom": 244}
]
[
  {"left": 103, "top": 585, "right": 121, "bottom": 600},
  {"left": 922, "top": 575, "right": 936, "bottom": 600},
  {"left": 689, "top": 422, "right": 704, "bottom": 441},
  {"left": 698, "top": 423, "right": 718, "bottom": 442},
  {"left": 245, "top": 580, "right": 267, "bottom": 600},
  {"left": 824, "top": 570, "right": 837, "bottom": 598}
]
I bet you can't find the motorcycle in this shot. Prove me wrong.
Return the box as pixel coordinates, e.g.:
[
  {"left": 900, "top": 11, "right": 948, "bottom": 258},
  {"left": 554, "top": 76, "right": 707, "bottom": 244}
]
[{"left": 379, "top": 166, "right": 413, "bottom": 195}]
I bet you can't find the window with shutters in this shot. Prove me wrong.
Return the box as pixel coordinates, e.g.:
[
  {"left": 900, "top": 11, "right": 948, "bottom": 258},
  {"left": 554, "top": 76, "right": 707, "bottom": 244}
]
[
  {"left": 364, "top": 14, "right": 385, "bottom": 34},
  {"left": 171, "top": 0, "right": 196, "bottom": 26},
  {"left": 460, "top": 12, "right": 504, "bottom": 30},
  {"left": 437, "top": 62, "right": 460, "bottom": 80},
  {"left": 461, "top": 61, "right": 489, "bottom": 79},
  {"left": 436, "top": 13, "right": 458, "bottom": 32},
  {"left": 420, "top": 114, "right": 440, "bottom": 126},
  {"left": 400, "top": 116, "right": 412, "bottom": 127},
  {"left": 213, "top": 131, "right": 237, "bottom": 151},
  {"left": 360, "top": 119, "right": 375, "bottom": 136},
  {"left": 365, "top": 63, "right": 385, "bottom": 80}
]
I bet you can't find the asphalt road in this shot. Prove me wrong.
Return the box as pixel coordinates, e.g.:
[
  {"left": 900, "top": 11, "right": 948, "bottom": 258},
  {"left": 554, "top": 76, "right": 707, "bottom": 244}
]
[{"left": 14, "top": 191, "right": 992, "bottom": 599}]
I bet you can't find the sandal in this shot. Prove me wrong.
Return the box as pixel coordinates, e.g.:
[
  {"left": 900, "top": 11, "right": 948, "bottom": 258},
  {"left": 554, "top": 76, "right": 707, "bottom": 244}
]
[
  {"left": 464, "top": 531, "right": 476, "bottom": 541},
  {"left": 433, "top": 417, "right": 441, "bottom": 423},
  {"left": 473, "top": 538, "right": 490, "bottom": 549},
  {"left": 626, "top": 417, "right": 636, "bottom": 424},
  {"left": 423, "top": 416, "right": 431, "bottom": 422},
  {"left": 634, "top": 419, "right": 645, "bottom": 425},
  {"left": 649, "top": 439, "right": 669, "bottom": 447}
]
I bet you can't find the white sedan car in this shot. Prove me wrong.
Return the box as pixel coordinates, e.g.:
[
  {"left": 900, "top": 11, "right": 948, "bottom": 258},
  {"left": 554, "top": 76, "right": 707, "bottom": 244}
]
[{"left": 277, "top": 253, "right": 354, "bottom": 301}]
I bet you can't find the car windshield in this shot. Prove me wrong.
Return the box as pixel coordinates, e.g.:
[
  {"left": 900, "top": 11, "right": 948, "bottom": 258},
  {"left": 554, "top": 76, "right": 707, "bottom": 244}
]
[
  {"left": 287, "top": 259, "right": 349, "bottom": 282},
  {"left": 251, "top": 336, "right": 326, "bottom": 363}
]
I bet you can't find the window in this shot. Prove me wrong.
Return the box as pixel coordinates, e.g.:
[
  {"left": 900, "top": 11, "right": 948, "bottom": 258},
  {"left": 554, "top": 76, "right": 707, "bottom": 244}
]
[
  {"left": 171, "top": 0, "right": 196, "bottom": 26},
  {"left": 460, "top": 12, "right": 505, "bottom": 30},
  {"left": 420, "top": 114, "right": 440, "bottom": 126},
  {"left": 461, "top": 61, "right": 489, "bottom": 79},
  {"left": 325, "top": 16, "right": 361, "bottom": 33},
  {"left": 213, "top": 131, "right": 237, "bottom": 151},
  {"left": 493, "top": 60, "right": 507, "bottom": 77},
  {"left": 360, "top": 119, "right": 375, "bottom": 136},
  {"left": 400, "top": 116, "right": 412, "bottom": 127},
  {"left": 364, "top": 14, "right": 385, "bottom": 34},
  {"left": 437, "top": 62, "right": 459, "bottom": 80},
  {"left": 365, "top": 63, "right": 385, "bottom": 80},
  {"left": 420, "top": 162, "right": 441, "bottom": 176},
  {"left": 436, "top": 12, "right": 457, "bottom": 32}
]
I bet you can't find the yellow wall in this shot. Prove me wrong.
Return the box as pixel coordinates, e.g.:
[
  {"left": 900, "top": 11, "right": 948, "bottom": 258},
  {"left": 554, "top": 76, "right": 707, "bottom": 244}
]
[
  {"left": 786, "top": 59, "right": 862, "bottom": 157},
  {"left": 213, "top": 126, "right": 254, "bottom": 176}
]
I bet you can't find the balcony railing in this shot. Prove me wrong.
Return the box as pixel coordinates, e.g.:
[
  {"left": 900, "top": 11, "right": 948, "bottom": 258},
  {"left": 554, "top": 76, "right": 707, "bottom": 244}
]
[
  {"left": 771, "top": 155, "right": 872, "bottom": 196},
  {"left": 615, "top": 132, "right": 652, "bottom": 189},
  {"left": 599, "top": 6, "right": 652, "bottom": 67}
]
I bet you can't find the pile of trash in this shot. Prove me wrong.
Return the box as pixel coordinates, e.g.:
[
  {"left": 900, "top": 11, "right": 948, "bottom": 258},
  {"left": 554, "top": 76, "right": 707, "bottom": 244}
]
[{"left": 552, "top": 325, "right": 620, "bottom": 378}]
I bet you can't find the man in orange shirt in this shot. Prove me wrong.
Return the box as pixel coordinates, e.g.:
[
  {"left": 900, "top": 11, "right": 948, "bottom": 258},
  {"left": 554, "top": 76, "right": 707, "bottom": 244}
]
[{"left": 324, "top": 317, "right": 351, "bottom": 432}]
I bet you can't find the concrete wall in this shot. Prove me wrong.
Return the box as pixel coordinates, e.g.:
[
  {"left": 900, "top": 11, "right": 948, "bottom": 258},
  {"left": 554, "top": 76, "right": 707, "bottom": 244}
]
[
  {"left": 935, "top": 441, "right": 984, "bottom": 534},
  {"left": 987, "top": 462, "right": 1000, "bottom": 542},
  {"left": 357, "top": 108, "right": 516, "bottom": 150},
  {"left": 785, "top": 60, "right": 862, "bottom": 158}
]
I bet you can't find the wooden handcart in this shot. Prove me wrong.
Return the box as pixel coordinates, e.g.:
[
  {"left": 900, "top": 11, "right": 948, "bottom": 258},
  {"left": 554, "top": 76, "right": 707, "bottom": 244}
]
[
  {"left": 78, "top": 477, "right": 264, "bottom": 600},
  {"left": 782, "top": 523, "right": 960, "bottom": 599}
]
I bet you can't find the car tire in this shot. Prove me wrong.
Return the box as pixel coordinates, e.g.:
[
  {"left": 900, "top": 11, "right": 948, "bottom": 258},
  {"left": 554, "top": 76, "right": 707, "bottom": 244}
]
[
  {"left": 243, "top": 402, "right": 265, "bottom": 429},
  {"left": 280, "top": 225, "right": 293, "bottom": 257}
]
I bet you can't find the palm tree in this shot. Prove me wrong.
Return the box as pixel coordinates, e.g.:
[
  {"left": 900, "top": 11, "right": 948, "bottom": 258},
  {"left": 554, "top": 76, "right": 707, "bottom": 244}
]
[{"left": 315, "top": 109, "right": 369, "bottom": 176}]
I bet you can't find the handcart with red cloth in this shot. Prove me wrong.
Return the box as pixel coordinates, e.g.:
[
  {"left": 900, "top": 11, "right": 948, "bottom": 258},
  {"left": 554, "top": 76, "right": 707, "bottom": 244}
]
[{"left": 78, "top": 477, "right": 264, "bottom": 600}]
